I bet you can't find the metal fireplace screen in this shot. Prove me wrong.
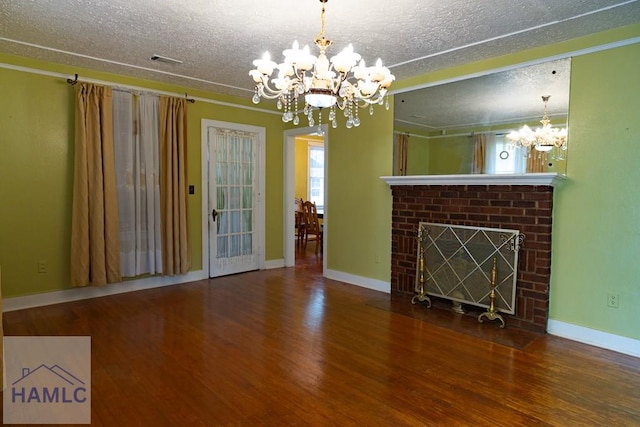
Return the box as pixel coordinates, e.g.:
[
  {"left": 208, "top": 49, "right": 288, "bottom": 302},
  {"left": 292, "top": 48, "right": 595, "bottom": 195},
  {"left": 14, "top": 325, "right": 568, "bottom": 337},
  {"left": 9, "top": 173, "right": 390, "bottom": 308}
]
[{"left": 417, "top": 222, "right": 521, "bottom": 314}]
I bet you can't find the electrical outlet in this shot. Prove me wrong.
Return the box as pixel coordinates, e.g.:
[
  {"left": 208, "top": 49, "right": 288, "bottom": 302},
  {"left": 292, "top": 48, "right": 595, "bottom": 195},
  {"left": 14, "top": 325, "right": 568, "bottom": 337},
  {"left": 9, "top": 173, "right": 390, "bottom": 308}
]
[
  {"left": 607, "top": 293, "right": 619, "bottom": 309},
  {"left": 37, "top": 261, "right": 47, "bottom": 274}
]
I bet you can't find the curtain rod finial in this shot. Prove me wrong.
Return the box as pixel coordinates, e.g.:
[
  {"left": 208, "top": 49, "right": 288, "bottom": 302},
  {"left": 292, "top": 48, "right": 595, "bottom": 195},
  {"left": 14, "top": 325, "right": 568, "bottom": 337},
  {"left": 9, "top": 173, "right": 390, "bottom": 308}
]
[{"left": 67, "top": 73, "right": 79, "bottom": 85}]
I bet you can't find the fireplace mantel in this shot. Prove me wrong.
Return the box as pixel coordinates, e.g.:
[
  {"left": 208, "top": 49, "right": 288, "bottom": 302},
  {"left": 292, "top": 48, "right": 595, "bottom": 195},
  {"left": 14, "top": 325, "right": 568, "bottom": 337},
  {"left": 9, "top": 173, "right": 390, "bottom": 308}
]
[{"left": 381, "top": 173, "right": 567, "bottom": 187}]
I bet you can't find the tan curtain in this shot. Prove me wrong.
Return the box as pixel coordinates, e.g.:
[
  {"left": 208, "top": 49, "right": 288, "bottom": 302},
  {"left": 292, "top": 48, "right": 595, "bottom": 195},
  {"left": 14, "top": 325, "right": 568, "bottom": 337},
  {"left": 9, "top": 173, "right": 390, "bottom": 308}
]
[
  {"left": 70, "top": 83, "right": 122, "bottom": 286},
  {"left": 472, "top": 133, "right": 486, "bottom": 174},
  {"left": 394, "top": 133, "right": 408, "bottom": 176},
  {"left": 159, "top": 96, "right": 191, "bottom": 275},
  {"left": 526, "top": 148, "right": 546, "bottom": 172}
]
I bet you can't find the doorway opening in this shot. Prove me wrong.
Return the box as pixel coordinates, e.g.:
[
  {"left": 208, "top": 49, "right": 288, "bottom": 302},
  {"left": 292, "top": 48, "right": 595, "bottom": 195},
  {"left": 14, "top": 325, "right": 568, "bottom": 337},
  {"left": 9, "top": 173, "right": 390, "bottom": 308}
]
[{"left": 284, "top": 125, "right": 328, "bottom": 273}]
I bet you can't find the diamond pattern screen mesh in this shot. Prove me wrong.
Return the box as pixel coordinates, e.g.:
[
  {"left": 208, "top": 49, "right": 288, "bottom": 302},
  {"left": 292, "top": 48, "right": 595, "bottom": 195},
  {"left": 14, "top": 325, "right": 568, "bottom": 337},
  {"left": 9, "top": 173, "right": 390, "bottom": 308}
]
[{"left": 418, "top": 222, "right": 520, "bottom": 314}]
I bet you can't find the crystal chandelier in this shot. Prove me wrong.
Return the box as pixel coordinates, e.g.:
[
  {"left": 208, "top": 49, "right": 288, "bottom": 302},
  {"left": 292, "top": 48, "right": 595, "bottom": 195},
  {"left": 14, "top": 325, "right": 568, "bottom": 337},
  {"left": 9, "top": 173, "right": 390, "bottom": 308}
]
[
  {"left": 506, "top": 95, "right": 568, "bottom": 152},
  {"left": 249, "top": 0, "right": 394, "bottom": 130}
]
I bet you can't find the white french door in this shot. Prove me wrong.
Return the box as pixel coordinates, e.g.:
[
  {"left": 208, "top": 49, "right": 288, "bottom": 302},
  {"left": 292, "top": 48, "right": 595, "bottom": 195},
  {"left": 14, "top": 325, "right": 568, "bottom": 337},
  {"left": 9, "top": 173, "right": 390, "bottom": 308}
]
[{"left": 203, "top": 120, "right": 265, "bottom": 277}]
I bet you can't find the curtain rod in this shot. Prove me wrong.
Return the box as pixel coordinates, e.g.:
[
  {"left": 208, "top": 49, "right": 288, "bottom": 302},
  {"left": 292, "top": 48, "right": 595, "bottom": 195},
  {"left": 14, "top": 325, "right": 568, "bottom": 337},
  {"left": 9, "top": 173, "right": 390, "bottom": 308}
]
[
  {"left": 0, "top": 61, "right": 281, "bottom": 116},
  {"left": 67, "top": 72, "right": 194, "bottom": 103},
  {"left": 394, "top": 129, "right": 512, "bottom": 140},
  {"left": 393, "top": 130, "right": 471, "bottom": 140}
]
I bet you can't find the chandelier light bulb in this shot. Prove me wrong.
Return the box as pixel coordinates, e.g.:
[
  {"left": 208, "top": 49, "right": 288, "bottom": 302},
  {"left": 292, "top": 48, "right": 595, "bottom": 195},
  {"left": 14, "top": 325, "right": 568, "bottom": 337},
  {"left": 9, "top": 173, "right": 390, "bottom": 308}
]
[
  {"left": 253, "top": 52, "right": 277, "bottom": 76},
  {"left": 353, "top": 59, "right": 368, "bottom": 80},
  {"left": 278, "top": 62, "right": 295, "bottom": 77},
  {"left": 369, "top": 58, "right": 386, "bottom": 82},
  {"left": 359, "top": 79, "right": 377, "bottom": 96},
  {"left": 283, "top": 40, "right": 300, "bottom": 56},
  {"left": 331, "top": 44, "right": 361, "bottom": 73}
]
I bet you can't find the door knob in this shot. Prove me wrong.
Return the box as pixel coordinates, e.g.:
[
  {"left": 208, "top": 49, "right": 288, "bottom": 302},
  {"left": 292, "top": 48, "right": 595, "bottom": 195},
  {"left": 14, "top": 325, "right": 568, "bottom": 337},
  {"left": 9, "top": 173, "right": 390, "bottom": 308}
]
[{"left": 211, "top": 209, "right": 218, "bottom": 222}]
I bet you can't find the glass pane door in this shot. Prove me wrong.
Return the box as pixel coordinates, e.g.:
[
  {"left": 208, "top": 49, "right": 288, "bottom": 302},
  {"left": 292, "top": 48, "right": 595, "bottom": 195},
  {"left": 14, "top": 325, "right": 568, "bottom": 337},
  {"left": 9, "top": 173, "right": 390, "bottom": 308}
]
[{"left": 208, "top": 128, "right": 258, "bottom": 276}]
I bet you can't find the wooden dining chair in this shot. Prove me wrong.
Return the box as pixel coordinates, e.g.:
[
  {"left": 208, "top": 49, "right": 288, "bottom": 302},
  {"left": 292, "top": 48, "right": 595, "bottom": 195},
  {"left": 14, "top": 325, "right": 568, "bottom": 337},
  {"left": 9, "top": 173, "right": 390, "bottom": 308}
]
[
  {"left": 294, "top": 197, "right": 305, "bottom": 247},
  {"left": 302, "top": 201, "right": 323, "bottom": 255}
]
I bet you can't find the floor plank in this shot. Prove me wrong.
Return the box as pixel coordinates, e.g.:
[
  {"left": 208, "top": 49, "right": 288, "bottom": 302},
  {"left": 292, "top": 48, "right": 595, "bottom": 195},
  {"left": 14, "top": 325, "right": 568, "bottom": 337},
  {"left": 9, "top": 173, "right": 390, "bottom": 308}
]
[{"left": 2, "top": 256, "right": 639, "bottom": 426}]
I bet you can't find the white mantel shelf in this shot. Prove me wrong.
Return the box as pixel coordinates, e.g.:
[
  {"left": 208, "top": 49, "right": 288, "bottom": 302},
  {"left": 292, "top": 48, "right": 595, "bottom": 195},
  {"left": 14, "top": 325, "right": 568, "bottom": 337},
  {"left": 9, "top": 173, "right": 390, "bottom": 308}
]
[{"left": 380, "top": 173, "right": 567, "bottom": 187}]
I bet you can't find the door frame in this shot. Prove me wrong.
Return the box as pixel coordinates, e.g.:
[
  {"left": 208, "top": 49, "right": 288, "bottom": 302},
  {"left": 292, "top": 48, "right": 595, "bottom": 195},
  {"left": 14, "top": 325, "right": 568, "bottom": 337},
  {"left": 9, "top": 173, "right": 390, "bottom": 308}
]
[
  {"left": 283, "top": 125, "right": 328, "bottom": 271},
  {"left": 201, "top": 119, "right": 266, "bottom": 277}
]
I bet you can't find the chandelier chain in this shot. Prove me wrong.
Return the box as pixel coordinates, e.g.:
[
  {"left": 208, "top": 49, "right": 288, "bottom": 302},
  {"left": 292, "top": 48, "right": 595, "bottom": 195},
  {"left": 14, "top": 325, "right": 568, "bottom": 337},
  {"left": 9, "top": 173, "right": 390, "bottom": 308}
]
[{"left": 317, "top": 1, "right": 327, "bottom": 42}]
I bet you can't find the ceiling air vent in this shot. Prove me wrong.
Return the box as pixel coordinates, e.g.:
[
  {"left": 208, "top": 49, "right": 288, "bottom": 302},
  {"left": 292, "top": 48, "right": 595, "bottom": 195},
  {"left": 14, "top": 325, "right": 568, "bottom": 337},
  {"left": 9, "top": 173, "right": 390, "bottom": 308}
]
[{"left": 150, "top": 54, "right": 183, "bottom": 65}]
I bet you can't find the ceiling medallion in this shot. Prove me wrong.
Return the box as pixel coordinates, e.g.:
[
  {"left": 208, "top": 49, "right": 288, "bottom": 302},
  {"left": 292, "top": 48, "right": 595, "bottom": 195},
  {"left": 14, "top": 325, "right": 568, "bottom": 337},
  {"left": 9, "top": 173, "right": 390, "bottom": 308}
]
[{"left": 249, "top": 0, "right": 394, "bottom": 132}]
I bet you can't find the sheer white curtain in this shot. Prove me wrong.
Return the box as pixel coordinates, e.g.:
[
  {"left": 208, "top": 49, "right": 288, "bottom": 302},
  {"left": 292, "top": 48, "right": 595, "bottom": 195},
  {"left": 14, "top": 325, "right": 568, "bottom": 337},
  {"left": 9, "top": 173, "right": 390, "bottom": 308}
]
[
  {"left": 138, "top": 94, "right": 162, "bottom": 274},
  {"left": 485, "top": 134, "right": 526, "bottom": 174},
  {"left": 484, "top": 133, "right": 499, "bottom": 173},
  {"left": 113, "top": 91, "right": 162, "bottom": 277}
]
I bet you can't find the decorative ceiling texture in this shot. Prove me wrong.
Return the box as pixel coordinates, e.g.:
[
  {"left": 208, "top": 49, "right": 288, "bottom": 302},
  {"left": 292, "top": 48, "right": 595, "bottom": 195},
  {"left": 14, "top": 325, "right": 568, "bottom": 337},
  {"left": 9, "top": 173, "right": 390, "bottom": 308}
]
[{"left": 1, "top": 0, "right": 638, "bottom": 130}]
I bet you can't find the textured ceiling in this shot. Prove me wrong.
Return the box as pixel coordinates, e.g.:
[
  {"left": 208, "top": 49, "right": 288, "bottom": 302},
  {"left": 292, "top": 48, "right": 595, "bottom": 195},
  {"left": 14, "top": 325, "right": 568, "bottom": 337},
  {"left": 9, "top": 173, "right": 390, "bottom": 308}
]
[{"left": 1, "top": 0, "right": 639, "bottom": 129}]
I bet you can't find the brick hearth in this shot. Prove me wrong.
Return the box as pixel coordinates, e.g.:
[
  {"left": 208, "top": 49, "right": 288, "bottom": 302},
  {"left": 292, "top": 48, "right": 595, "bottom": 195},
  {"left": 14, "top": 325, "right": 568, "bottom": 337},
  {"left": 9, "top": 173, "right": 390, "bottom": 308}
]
[{"left": 390, "top": 183, "right": 556, "bottom": 332}]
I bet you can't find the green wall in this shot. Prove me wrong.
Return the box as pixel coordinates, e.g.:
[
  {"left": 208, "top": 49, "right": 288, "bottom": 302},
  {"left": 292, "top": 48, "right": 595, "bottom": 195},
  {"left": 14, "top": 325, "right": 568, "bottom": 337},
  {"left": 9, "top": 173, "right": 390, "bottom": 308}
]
[
  {"left": 407, "top": 134, "right": 473, "bottom": 175},
  {"left": 326, "top": 106, "right": 394, "bottom": 281},
  {"left": 550, "top": 43, "right": 640, "bottom": 339},
  {"left": 0, "top": 53, "right": 287, "bottom": 298},
  {"left": 294, "top": 138, "right": 309, "bottom": 199},
  {"left": 426, "top": 135, "right": 473, "bottom": 174},
  {"left": 405, "top": 135, "right": 429, "bottom": 175},
  {"left": 0, "top": 65, "right": 74, "bottom": 298}
]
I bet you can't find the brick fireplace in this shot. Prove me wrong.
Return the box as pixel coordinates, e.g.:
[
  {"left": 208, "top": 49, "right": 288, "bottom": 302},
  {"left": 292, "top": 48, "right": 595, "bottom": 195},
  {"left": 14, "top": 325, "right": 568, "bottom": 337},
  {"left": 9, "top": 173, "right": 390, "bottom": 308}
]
[{"left": 382, "top": 174, "right": 566, "bottom": 333}]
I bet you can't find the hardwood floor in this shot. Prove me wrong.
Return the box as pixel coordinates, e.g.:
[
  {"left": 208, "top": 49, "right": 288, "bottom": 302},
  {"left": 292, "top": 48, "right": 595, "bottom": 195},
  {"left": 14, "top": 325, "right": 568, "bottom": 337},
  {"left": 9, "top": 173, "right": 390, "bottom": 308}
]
[{"left": 2, "top": 252, "right": 639, "bottom": 426}]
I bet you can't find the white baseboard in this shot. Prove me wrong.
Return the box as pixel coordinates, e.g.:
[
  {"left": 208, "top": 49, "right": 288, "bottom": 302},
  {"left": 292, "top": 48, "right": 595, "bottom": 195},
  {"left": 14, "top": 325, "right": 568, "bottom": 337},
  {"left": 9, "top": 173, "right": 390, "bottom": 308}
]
[
  {"left": 3, "top": 260, "right": 284, "bottom": 312},
  {"left": 3, "top": 270, "right": 208, "bottom": 312},
  {"left": 325, "top": 269, "right": 390, "bottom": 294},
  {"left": 264, "top": 259, "right": 285, "bottom": 270},
  {"left": 547, "top": 319, "right": 640, "bottom": 358}
]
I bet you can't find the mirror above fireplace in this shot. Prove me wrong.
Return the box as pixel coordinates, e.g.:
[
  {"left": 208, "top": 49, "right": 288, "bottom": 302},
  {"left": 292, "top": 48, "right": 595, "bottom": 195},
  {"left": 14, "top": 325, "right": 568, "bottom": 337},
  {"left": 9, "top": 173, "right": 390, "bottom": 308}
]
[{"left": 393, "top": 58, "right": 571, "bottom": 176}]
